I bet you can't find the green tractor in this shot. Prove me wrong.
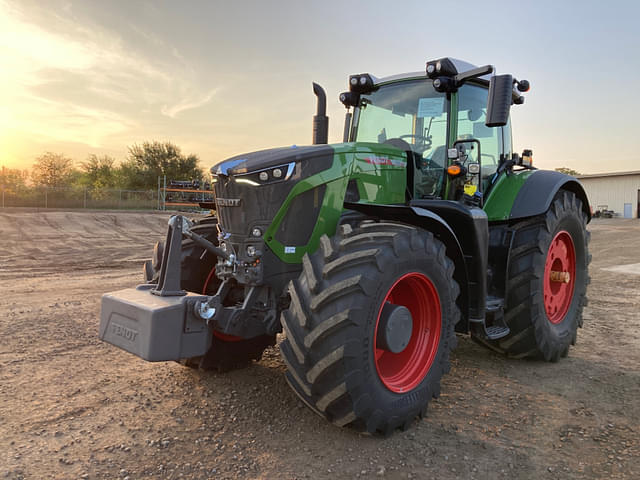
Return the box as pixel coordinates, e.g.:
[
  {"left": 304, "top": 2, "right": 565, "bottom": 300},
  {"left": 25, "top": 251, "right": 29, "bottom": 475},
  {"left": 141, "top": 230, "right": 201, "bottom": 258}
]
[{"left": 100, "top": 57, "right": 590, "bottom": 434}]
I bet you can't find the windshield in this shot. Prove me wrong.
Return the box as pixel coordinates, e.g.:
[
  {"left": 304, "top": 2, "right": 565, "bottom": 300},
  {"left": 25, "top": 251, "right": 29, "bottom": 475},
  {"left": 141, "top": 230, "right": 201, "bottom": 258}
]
[
  {"left": 355, "top": 80, "right": 447, "bottom": 155},
  {"left": 354, "top": 79, "right": 448, "bottom": 198}
]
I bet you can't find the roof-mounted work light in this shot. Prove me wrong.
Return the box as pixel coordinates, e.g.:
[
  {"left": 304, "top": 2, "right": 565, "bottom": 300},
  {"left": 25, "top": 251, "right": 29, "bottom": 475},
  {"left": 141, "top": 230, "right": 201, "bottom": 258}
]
[
  {"left": 426, "top": 58, "right": 458, "bottom": 79},
  {"left": 348, "top": 73, "right": 376, "bottom": 94},
  {"left": 339, "top": 91, "right": 360, "bottom": 108}
]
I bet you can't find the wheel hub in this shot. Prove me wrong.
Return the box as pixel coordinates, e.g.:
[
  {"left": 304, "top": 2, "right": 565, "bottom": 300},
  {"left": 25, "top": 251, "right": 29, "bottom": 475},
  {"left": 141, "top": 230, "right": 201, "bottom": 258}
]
[
  {"left": 544, "top": 231, "right": 576, "bottom": 324},
  {"left": 376, "top": 303, "right": 413, "bottom": 354},
  {"left": 374, "top": 272, "right": 441, "bottom": 393},
  {"left": 549, "top": 270, "right": 571, "bottom": 283}
]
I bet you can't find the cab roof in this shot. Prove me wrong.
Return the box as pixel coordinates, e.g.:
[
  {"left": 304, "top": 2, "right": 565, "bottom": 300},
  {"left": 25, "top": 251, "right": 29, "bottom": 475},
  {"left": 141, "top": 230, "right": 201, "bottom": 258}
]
[{"left": 372, "top": 59, "right": 492, "bottom": 86}]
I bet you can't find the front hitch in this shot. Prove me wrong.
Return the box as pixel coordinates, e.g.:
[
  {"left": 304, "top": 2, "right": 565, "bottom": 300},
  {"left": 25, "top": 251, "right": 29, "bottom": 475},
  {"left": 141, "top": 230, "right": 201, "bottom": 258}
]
[
  {"left": 152, "top": 215, "right": 231, "bottom": 297},
  {"left": 99, "top": 214, "right": 278, "bottom": 362}
]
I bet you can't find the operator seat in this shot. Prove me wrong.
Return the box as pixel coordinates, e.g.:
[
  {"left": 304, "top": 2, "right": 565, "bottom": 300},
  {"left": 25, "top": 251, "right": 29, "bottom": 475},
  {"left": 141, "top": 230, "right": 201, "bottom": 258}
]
[{"left": 415, "top": 145, "right": 446, "bottom": 198}]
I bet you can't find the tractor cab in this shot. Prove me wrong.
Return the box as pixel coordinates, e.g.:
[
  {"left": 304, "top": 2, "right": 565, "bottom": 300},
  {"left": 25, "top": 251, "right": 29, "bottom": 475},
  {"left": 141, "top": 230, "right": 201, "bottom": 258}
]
[{"left": 340, "top": 58, "right": 526, "bottom": 205}]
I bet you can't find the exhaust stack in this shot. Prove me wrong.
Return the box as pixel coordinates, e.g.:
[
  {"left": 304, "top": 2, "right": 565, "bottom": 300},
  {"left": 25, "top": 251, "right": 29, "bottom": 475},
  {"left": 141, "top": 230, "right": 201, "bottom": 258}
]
[{"left": 312, "top": 82, "right": 329, "bottom": 144}]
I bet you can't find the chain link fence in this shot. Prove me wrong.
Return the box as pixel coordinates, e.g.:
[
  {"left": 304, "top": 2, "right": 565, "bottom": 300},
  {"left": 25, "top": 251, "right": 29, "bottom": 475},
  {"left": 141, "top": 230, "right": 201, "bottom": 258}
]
[{"left": 0, "top": 187, "right": 160, "bottom": 210}]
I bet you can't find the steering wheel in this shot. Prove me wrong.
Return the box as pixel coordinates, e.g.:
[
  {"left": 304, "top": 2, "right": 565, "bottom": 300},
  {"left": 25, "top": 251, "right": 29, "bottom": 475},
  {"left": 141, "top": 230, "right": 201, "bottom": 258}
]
[{"left": 399, "top": 134, "right": 432, "bottom": 153}]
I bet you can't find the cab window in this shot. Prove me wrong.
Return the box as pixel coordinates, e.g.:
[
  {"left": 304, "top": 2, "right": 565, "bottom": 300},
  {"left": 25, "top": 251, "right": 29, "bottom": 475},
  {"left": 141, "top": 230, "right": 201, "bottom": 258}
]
[{"left": 457, "top": 84, "right": 502, "bottom": 182}]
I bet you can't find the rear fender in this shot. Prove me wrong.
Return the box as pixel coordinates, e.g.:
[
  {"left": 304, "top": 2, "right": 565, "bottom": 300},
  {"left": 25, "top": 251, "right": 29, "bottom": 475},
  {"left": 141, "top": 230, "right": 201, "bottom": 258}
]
[{"left": 509, "top": 170, "right": 591, "bottom": 222}]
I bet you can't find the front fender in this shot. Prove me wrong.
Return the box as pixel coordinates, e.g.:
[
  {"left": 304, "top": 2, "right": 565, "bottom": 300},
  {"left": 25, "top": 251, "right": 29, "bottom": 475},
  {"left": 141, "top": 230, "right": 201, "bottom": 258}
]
[{"left": 344, "top": 202, "right": 470, "bottom": 329}]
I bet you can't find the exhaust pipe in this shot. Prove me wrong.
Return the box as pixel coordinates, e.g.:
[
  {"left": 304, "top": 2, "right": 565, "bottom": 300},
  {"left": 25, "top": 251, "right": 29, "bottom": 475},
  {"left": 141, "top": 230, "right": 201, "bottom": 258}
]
[{"left": 312, "top": 82, "right": 329, "bottom": 144}]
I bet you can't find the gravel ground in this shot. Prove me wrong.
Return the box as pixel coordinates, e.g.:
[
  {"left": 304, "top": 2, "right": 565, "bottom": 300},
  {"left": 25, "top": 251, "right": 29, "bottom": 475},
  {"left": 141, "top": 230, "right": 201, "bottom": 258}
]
[{"left": 0, "top": 210, "right": 638, "bottom": 479}]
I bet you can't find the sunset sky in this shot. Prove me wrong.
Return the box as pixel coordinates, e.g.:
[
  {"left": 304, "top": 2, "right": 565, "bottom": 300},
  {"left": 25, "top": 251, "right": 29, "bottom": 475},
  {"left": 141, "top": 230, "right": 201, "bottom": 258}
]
[{"left": 1, "top": 0, "right": 639, "bottom": 174}]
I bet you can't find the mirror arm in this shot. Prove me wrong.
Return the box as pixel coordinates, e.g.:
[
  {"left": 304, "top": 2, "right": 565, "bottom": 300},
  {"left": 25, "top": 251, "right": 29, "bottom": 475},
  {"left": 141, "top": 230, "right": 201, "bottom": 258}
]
[{"left": 454, "top": 65, "right": 494, "bottom": 86}]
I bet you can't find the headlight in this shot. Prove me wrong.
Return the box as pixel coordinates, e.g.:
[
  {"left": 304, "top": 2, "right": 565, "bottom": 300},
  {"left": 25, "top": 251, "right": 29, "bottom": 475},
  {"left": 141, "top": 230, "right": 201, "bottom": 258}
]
[{"left": 233, "top": 162, "right": 295, "bottom": 186}]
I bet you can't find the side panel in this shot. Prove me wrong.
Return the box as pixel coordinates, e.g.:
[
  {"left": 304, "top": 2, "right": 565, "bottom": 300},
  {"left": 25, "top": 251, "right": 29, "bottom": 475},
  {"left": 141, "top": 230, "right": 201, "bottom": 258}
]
[
  {"left": 350, "top": 145, "right": 407, "bottom": 205},
  {"left": 483, "top": 169, "right": 534, "bottom": 221},
  {"left": 264, "top": 142, "right": 407, "bottom": 264}
]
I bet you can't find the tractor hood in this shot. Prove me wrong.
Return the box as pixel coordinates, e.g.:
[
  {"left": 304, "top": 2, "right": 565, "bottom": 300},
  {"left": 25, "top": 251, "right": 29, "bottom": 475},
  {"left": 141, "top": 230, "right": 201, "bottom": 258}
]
[
  {"left": 211, "top": 144, "right": 333, "bottom": 177},
  {"left": 210, "top": 144, "right": 335, "bottom": 261}
]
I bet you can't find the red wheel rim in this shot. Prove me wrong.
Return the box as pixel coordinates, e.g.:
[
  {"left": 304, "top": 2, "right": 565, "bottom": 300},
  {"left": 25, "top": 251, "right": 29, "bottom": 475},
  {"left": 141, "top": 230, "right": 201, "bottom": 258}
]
[
  {"left": 203, "top": 267, "right": 243, "bottom": 342},
  {"left": 373, "top": 272, "right": 441, "bottom": 393},
  {"left": 544, "top": 231, "right": 576, "bottom": 324}
]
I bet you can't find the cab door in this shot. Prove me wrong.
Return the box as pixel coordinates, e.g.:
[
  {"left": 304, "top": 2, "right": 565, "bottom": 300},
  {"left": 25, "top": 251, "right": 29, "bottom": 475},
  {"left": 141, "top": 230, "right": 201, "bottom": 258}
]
[{"left": 455, "top": 83, "right": 507, "bottom": 195}]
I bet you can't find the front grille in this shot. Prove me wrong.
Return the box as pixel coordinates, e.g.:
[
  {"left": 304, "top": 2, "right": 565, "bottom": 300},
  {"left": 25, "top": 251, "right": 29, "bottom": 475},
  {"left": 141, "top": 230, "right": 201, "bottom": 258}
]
[{"left": 214, "top": 176, "right": 295, "bottom": 238}]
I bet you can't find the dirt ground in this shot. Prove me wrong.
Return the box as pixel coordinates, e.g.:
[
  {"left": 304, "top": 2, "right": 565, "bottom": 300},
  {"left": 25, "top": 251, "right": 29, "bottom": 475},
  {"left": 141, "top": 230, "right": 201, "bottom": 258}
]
[{"left": 0, "top": 210, "right": 638, "bottom": 480}]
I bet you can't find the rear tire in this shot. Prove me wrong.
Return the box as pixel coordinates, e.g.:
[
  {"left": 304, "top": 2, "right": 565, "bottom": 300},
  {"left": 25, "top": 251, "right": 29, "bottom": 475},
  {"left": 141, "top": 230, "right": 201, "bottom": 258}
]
[
  {"left": 474, "top": 190, "right": 590, "bottom": 360},
  {"left": 280, "top": 222, "right": 460, "bottom": 434},
  {"left": 149, "top": 216, "right": 275, "bottom": 372}
]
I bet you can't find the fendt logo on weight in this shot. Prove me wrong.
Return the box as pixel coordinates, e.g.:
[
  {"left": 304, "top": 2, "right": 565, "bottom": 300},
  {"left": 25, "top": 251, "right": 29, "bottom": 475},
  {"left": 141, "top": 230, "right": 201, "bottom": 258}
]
[
  {"left": 111, "top": 322, "right": 138, "bottom": 343},
  {"left": 215, "top": 198, "right": 242, "bottom": 207}
]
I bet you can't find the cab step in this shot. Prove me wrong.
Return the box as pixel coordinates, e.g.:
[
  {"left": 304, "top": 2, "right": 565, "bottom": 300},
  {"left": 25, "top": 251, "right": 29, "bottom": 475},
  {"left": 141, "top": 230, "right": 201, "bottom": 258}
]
[{"left": 485, "top": 325, "right": 510, "bottom": 340}]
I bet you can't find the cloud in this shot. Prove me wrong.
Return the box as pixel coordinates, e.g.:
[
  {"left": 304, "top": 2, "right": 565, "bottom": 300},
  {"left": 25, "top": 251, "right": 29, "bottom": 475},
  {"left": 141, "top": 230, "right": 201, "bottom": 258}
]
[
  {"left": 0, "top": 0, "right": 219, "bottom": 158},
  {"left": 161, "top": 88, "right": 219, "bottom": 118},
  {"left": 0, "top": 3, "right": 93, "bottom": 72}
]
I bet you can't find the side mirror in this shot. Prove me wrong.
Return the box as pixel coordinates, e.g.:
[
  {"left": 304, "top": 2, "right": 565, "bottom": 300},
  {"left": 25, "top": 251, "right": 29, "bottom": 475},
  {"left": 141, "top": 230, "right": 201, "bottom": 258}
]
[
  {"left": 453, "top": 138, "right": 483, "bottom": 202},
  {"left": 486, "top": 74, "right": 513, "bottom": 127}
]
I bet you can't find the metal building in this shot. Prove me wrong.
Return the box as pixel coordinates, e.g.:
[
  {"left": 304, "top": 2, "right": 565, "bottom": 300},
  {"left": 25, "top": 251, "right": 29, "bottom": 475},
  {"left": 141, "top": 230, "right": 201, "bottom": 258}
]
[{"left": 577, "top": 171, "right": 640, "bottom": 219}]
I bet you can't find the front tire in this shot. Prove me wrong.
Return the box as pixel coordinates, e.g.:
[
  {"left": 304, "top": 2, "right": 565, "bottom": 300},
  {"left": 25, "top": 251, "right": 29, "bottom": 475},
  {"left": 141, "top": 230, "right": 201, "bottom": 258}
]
[
  {"left": 280, "top": 222, "right": 460, "bottom": 434},
  {"left": 475, "top": 190, "right": 590, "bottom": 361}
]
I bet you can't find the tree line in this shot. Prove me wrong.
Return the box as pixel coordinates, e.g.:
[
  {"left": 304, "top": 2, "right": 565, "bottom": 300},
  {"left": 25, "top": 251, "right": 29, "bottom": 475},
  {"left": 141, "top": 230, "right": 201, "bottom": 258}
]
[
  {"left": 0, "top": 141, "right": 206, "bottom": 192},
  {"left": 1, "top": 142, "right": 582, "bottom": 193}
]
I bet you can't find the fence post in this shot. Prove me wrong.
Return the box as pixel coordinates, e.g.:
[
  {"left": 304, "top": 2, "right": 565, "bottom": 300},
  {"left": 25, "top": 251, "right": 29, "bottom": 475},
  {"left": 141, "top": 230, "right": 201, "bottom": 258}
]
[
  {"left": 1, "top": 187, "right": 4, "bottom": 209},
  {"left": 45, "top": 187, "right": 48, "bottom": 209},
  {"left": 163, "top": 175, "right": 167, "bottom": 211},
  {"left": 84, "top": 188, "right": 87, "bottom": 208}
]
